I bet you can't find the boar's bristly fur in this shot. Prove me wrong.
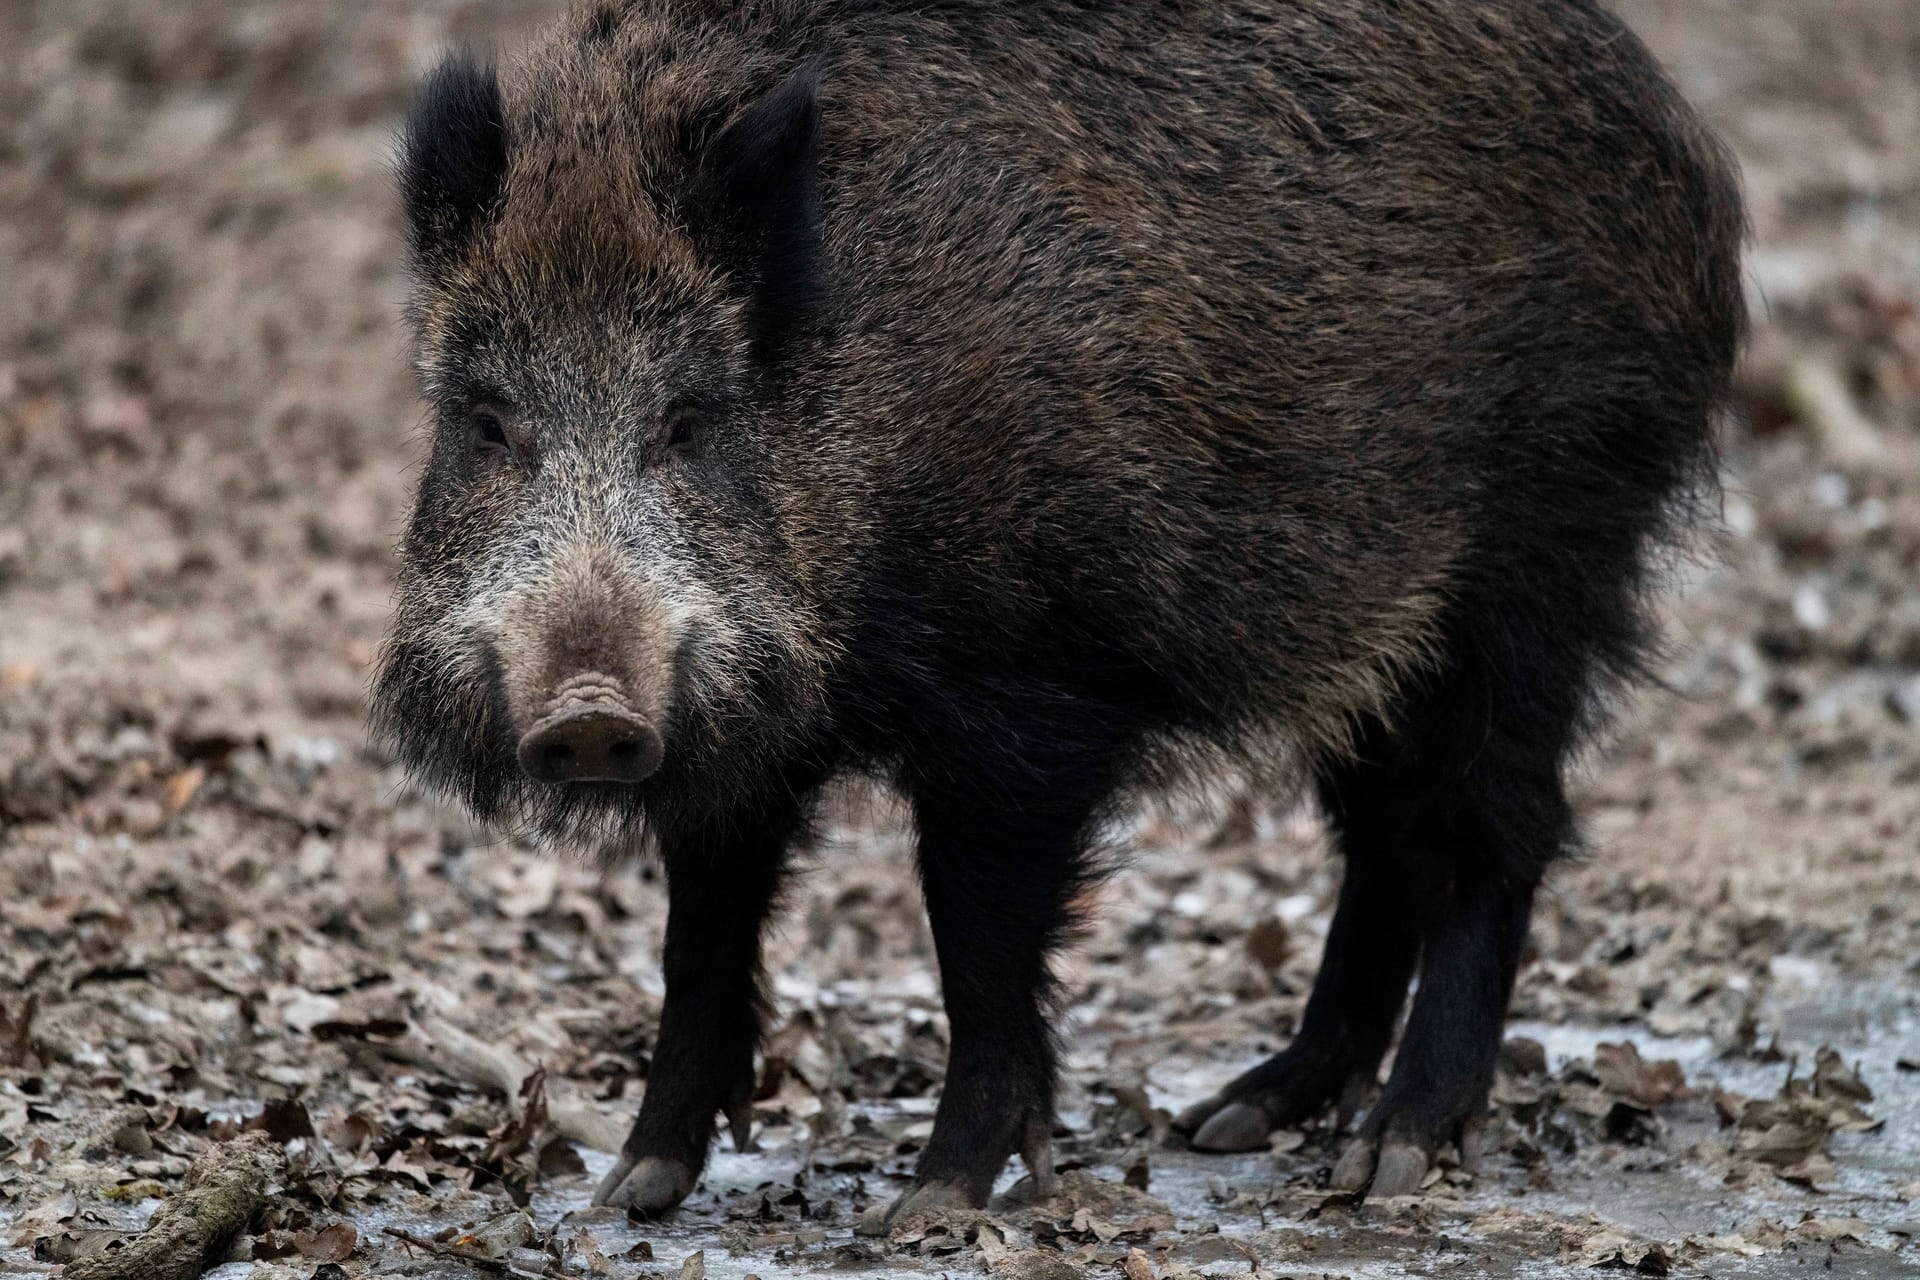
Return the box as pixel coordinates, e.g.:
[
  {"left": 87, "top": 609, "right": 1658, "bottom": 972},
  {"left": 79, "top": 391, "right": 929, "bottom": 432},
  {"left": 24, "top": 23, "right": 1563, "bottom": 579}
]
[{"left": 375, "top": 0, "right": 1745, "bottom": 1217}]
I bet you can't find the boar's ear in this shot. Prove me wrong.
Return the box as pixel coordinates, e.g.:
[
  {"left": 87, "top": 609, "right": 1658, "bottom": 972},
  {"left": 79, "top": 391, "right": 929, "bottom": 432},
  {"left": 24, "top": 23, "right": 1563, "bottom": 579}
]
[
  {"left": 399, "top": 52, "right": 509, "bottom": 263},
  {"left": 696, "top": 64, "right": 824, "bottom": 356}
]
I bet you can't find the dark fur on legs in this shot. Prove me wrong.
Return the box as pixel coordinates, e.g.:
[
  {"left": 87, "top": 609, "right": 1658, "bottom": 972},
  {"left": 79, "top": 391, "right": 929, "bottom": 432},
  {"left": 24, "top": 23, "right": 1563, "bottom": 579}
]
[
  {"left": 593, "top": 786, "right": 816, "bottom": 1213},
  {"left": 1184, "top": 562, "right": 1601, "bottom": 1189},
  {"left": 1325, "top": 605, "right": 1581, "bottom": 1193},
  {"left": 895, "top": 783, "right": 1092, "bottom": 1211},
  {"left": 875, "top": 691, "right": 1129, "bottom": 1218}
]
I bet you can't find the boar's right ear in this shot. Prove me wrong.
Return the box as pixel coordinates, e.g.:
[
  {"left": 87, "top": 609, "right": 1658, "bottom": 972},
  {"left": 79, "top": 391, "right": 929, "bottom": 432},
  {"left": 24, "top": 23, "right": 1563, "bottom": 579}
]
[
  {"left": 399, "top": 52, "right": 509, "bottom": 263},
  {"left": 696, "top": 64, "right": 824, "bottom": 357}
]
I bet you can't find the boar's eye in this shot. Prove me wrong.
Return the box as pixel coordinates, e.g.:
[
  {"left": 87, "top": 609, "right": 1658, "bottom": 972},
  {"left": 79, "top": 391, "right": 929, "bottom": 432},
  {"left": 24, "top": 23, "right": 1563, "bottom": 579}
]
[
  {"left": 661, "top": 404, "right": 703, "bottom": 454},
  {"left": 468, "top": 404, "right": 516, "bottom": 461}
]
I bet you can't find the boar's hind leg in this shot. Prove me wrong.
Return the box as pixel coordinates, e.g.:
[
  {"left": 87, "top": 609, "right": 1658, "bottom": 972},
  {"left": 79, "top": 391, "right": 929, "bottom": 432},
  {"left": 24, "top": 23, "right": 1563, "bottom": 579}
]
[
  {"left": 888, "top": 782, "right": 1101, "bottom": 1217},
  {"left": 1174, "top": 717, "right": 1425, "bottom": 1151},
  {"left": 593, "top": 797, "right": 809, "bottom": 1214},
  {"left": 1325, "top": 636, "right": 1577, "bottom": 1197},
  {"left": 1328, "top": 843, "right": 1538, "bottom": 1197}
]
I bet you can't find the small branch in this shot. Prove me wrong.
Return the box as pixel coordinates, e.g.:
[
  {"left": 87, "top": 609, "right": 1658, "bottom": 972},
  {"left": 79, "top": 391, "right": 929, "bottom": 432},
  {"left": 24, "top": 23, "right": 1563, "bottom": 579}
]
[
  {"left": 380, "top": 1227, "right": 562, "bottom": 1278},
  {"left": 376, "top": 1014, "right": 627, "bottom": 1153},
  {"left": 0, "top": 994, "right": 38, "bottom": 1067},
  {"left": 65, "top": 1132, "right": 284, "bottom": 1280}
]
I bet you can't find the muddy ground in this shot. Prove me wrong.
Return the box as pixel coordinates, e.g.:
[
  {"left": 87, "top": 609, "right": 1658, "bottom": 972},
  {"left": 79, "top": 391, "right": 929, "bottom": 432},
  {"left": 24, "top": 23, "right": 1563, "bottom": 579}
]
[{"left": 2, "top": 1, "right": 1917, "bottom": 1277}]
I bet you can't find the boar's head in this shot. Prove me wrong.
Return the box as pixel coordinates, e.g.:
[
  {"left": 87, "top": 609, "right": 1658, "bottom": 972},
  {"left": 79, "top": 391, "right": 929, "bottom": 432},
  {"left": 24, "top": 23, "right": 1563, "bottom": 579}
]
[{"left": 373, "top": 43, "right": 844, "bottom": 846}]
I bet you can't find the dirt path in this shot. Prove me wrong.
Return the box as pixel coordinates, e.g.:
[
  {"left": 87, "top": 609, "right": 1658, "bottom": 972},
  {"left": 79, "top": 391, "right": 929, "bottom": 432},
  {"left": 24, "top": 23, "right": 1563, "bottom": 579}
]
[{"left": 2, "top": 1, "right": 1916, "bottom": 1276}]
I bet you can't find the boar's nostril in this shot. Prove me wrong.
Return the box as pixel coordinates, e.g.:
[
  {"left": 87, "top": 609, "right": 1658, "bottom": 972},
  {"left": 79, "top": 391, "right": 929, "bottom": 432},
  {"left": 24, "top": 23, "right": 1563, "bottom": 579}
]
[
  {"left": 532, "top": 741, "right": 577, "bottom": 776},
  {"left": 517, "top": 708, "right": 662, "bottom": 785}
]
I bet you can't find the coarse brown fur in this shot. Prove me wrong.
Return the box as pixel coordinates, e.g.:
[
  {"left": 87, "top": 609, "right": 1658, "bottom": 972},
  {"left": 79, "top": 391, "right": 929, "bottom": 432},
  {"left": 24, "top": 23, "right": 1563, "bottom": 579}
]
[{"left": 375, "top": 0, "right": 1745, "bottom": 1215}]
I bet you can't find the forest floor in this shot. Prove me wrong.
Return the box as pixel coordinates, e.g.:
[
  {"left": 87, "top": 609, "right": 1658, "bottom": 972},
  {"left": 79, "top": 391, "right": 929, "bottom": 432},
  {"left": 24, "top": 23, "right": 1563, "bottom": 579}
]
[{"left": 2, "top": 1, "right": 1917, "bottom": 1276}]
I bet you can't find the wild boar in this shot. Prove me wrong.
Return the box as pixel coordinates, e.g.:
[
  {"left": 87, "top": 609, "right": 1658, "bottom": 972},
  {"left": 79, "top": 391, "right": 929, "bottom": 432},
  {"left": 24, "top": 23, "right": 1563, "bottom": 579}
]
[{"left": 375, "top": 0, "right": 1744, "bottom": 1219}]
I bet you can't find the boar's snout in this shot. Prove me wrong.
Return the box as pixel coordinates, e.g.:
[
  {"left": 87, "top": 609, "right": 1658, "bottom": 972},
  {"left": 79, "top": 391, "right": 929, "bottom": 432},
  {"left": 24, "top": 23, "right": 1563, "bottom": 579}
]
[
  {"left": 517, "top": 676, "right": 664, "bottom": 785},
  {"left": 487, "top": 542, "right": 676, "bottom": 788}
]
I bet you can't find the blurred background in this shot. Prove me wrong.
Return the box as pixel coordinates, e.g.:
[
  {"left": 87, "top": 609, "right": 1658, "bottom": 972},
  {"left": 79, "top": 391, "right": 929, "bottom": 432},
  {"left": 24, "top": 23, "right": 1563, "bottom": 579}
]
[{"left": 1, "top": 2, "right": 1916, "bottom": 1276}]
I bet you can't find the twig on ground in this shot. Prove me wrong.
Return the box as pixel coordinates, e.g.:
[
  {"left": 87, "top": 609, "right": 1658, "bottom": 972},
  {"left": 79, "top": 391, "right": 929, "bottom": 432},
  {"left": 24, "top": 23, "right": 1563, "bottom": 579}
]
[
  {"left": 380, "top": 1226, "right": 563, "bottom": 1278},
  {"left": 377, "top": 1013, "right": 628, "bottom": 1153}
]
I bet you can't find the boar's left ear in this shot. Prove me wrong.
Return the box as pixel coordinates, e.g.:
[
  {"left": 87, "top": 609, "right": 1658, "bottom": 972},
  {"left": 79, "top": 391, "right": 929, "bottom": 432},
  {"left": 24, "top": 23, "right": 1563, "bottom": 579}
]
[
  {"left": 399, "top": 52, "right": 509, "bottom": 264},
  {"left": 696, "top": 63, "right": 824, "bottom": 357}
]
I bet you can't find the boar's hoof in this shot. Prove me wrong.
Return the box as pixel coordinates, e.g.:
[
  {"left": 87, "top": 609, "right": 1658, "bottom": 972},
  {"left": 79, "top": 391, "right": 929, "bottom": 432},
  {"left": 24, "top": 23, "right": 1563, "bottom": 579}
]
[
  {"left": 518, "top": 706, "right": 662, "bottom": 785},
  {"left": 1174, "top": 1049, "right": 1372, "bottom": 1152},
  {"left": 891, "top": 1178, "right": 982, "bottom": 1217},
  {"left": 856, "top": 1179, "right": 982, "bottom": 1236},
  {"left": 591, "top": 1155, "right": 695, "bottom": 1214},
  {"left": 1188, "top": 1101, "right": 1273, "bottom": 1152},
  {"left": 1020, "top": 1115, "right": 1057, "bottom": 1197},
  {"left": 1330, "top": 1136, "right": 1429, "bottom": 1197}
]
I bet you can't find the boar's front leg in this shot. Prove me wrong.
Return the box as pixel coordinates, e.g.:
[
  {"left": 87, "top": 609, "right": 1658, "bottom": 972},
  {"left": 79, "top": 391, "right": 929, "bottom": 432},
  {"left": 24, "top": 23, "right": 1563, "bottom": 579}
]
[
  {"left": 887, "top": 781, "right": 1101, "bottom": 1217},
  {"left": 592, "top": 799, "right": 806, "bottom": 1214}
]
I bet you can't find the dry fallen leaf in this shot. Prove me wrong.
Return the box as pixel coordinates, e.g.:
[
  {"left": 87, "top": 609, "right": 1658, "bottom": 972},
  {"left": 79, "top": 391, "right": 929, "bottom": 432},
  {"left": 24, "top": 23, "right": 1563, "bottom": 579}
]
[
  {"left": 1812, "top": 1047, "right": 1873, "bottom": 1104},
  {"left": 1243, "top": 917, "right": 1289, "bottom": 970},
  {"left": 163, "top": 765, "right": 206, "bottom": 816},
  {"left": 1737, "top": 1119, "right": 1827, "bottom": 1165},
  {"left": 1793, "top": 1216, "right": 1872, "bottom": 1244},
  {"left": 1578, "top": 1227, "right": 1674, "bottom": 1274},
  {"left": 10, "top": 1190, "right": 78, "bottom": 1248},
  {"left": 292, "top": 1222, "right": 356, "bottom": 1263},
  {"left": 1593, "top": 1042, "right": 1687, "bottom": 1108}
]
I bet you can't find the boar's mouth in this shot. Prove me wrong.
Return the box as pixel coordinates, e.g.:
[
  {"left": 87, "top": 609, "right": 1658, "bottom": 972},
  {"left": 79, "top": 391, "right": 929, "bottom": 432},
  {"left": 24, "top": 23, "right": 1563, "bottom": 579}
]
[{"left": 514, "top": 673, "right": 664, "bottom": 785}]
